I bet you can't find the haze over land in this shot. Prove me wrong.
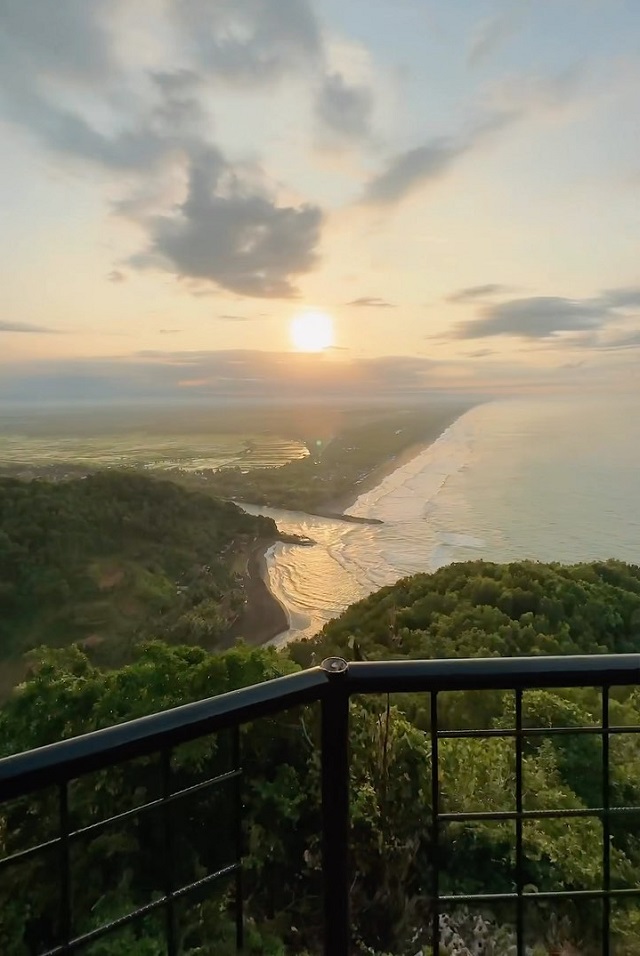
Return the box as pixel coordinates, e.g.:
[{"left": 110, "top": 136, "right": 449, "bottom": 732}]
[{"left": 1, "top": 0, "right": 639, "bottom": 404}]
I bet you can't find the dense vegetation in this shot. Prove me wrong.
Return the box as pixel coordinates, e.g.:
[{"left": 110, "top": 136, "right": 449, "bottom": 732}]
[
  {"left": 0, "top": 473, "right": 276, "bottom": 691},
  {"left": 193, "top": 407, "right": 468, "bottom": 512},
  {"left": 2, "top": 560, "right": 640, "bottom": 954}
]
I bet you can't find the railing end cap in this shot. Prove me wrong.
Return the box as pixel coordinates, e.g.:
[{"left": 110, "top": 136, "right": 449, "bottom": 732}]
[{"left": 320, "top": 657, "right": 348, "bottom": 677}]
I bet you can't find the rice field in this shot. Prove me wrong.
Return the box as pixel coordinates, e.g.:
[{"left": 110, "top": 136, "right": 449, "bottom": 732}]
[{"left": 0, "top": 433, "right": 309, "bottom": 473}]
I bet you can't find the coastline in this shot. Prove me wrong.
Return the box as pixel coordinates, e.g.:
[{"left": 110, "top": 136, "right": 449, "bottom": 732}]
[{"left": 240, "top": 403, "right": 475, "bottom": 647}]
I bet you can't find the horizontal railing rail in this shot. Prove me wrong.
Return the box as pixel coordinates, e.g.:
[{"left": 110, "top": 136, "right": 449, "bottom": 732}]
[
  {"left": 0, "top": 665, "right": 329, "bottom": 800},
  {"left": 1, "top": 652, "right": 639, "bottom": 955}
]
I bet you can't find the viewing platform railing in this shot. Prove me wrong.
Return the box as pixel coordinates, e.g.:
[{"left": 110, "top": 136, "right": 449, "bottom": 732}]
[{"left": 1, "top": 654, "right": 640, "bottom": 955}]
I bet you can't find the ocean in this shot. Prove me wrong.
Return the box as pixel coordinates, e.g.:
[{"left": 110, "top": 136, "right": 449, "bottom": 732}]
[{"left": 244, "top": 396, "right": 640, "bottom": 645}]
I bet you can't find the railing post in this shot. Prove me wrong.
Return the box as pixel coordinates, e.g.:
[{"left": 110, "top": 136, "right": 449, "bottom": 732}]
[{"left": 321, "top": 657, "right": 350, "bottom": 956}]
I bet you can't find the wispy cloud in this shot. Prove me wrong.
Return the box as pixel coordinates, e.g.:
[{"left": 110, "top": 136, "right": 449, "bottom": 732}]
[
  {"left": 107, "top": 270, "right": 126, "bottom": 283},
  {"left": 468, "top": 10, "right": 523, "bottom": 67},
  {"left": 0, "top": 321, "right": 59, "bottom": 334},
  {"left": 360, "top": 109, "right": 519, "bottom": 206},
  {"left": 347, "top": 297, "right": 395, "bottom": 308},
  {"left": 447, "top": 284, "right": 514, "bottom": 303},
  {"left": 361, "top": 138, "right": 465, "bottom": 205}
]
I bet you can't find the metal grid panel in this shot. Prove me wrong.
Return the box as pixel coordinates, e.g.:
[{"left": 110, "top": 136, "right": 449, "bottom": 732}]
[{"left": 0, "top": 655, "right": 639, "bottom": 954}]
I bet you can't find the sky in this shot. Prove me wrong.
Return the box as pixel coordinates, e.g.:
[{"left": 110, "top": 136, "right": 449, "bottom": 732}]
[{"left": 1, "top": 0, "right": 640, "bottom": 403}]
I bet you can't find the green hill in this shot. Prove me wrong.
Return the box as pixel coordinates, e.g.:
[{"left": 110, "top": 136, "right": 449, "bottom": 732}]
[
  {"left": 3, "top": 560, "right": 640, "bottom": 953},
  {"left": 0, "top": 472, "right": 276, "bottom": 691}
]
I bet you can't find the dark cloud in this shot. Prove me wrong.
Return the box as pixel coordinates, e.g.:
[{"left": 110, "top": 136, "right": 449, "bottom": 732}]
[
  {"left": 0, "top": 321, "right": 58, "bottom": 334},
  {"left": 172, "top": 0, "right": 321, "bottom": 84},
  {"left": 316, "top": 72, "right": 373, "bottom": 141},
  {"left": 451, "top": 296, "right": 607, "bottom": 339},
  {"left": 467, "top": 348, "right": 496, "bottom": 358},
  {"left": 107, "top": 270, "right": 126, "bottom": 283},
  {"left": 347, "top": 297, "right": 395, "bottom": 308},
  {"left": 131, "top": 150, "right": 323, "bottom": 298},
  {"left": 447, "top": 284, "right": 513, "bottom": 303}
]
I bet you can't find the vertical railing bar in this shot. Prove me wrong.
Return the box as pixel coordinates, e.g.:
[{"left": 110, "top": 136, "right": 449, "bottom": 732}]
[
  {"left": 602, "top": 685, "right": 610, "bottom": 956},
  {"left": 59, "top": 780, "right": 72, "bottom": 950},
  {"left": 321, "top": 659, "right": 350, "bottom": 956},
  {"left": 162, "top": 747, "right": 178, "bottom": 956},
  {"left": 431, "top": 691, "right": 440, "bottom": 955},
  {"left": 233, "top": 725, "right": 244, "bottom": 952},
  {"left": 515, "top": 688, "right": 524, "bottom": 956}
]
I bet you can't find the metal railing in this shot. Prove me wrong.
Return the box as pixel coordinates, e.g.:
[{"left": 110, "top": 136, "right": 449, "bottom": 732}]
[{"left": 1, "top": 653, "right": 640, "bottom": 955}]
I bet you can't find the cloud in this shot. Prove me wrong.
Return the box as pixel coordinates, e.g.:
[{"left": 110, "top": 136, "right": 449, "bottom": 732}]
[
  {"left": 451, "top": 296, "right": 607, "bottom": 340},
  {"left": 591, "top": 330, "right": 640, "bottom": 352},
  {"left": 487, "top": 65, "right": 585, "bottom": 121},
  {"left": 600, "top": 287, "right": 640, "bottom": 309},
  {"left": 0, "top": 8, "right": 195, "bottom": 176},
  {"left": 361, "top": 67, "right": 582, "bottom": 212},
  {"left": 172, "top": 0, "right": 321, "bottom": 84},
  {"left": 347, "top": 297, "right": 395, "bottom": 308},
  {"left": 0, "top": 350, "right": 449, "bottom": 403},
  {"left": 218, "top": 315, "right": 253, "bottom": 322},
  {"left": 468, "top": 11, "right": 521, "bottom": 67},
  {"left": 0, "top": 0, "right": 113, "bottom": 81},
  {"left": 107, "top": 270, "right": 126, "bottom": 283},
  {"left": 130, "top": 149, "right": 323, "bottom": 298},
  {"left": 362, "top": 138, "right": 465, "bottom": 205},
  {"left": 316, "top": 72, "right": 373, "bottom": 141},
  {"left": 447, "top": 284, "right": 513, "bottom": 303},
  {"left": 361, "top": 109, "right": 518, "bottom": 206},
  {"left": 0, "top": 321, "right": 58, "bottom": 334},
  {"left": 159, "top": 329, "right": 182, "bottom": 335}
]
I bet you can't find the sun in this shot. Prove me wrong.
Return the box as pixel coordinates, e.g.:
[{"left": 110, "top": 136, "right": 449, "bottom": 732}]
[{"left": 290, "top": 310, "right": 335, "bottom": 352}]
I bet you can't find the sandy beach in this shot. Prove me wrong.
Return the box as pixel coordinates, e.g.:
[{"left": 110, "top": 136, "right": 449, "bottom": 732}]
[
  {"left": 235, "top": 403, "right": 475, "bottom": 647},
  {"left": 319, "top": 403, "right": 475, "bottom": 516}
]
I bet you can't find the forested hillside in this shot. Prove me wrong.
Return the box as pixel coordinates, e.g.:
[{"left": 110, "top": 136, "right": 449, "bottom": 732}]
[
  {"left": 2, "top": 561, "right": 640, "bottom": 954},
  {"left": 0, "top": 473, "right": 276, "bottom": 687}
]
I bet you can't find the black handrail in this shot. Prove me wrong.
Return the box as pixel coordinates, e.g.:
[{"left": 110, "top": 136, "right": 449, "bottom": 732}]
[
  {"left": 1, "top": 652, "right": 640, "bottom": 955},
  {"left": 0, "top": 665, "right": 329, "bottom": 800}
]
